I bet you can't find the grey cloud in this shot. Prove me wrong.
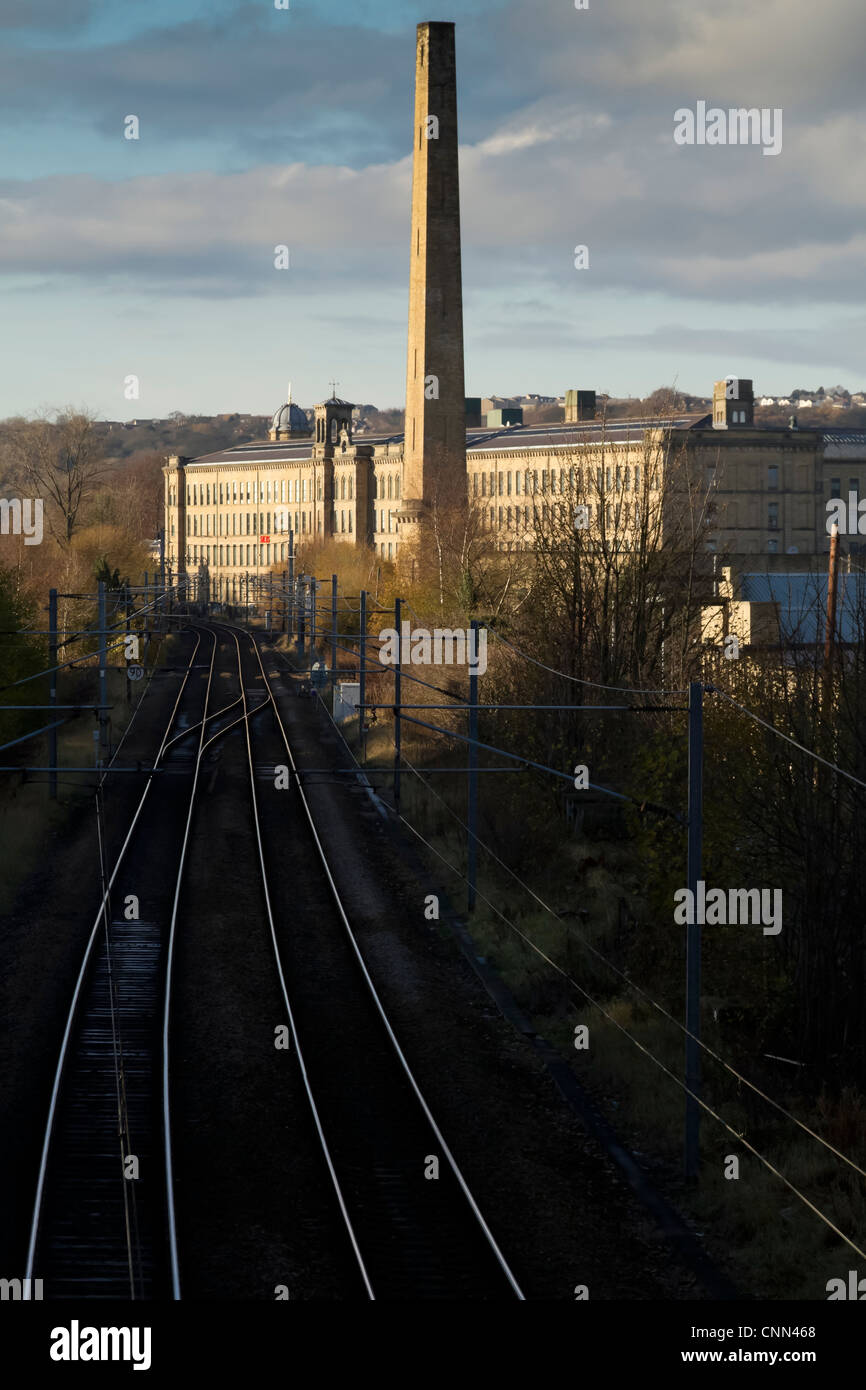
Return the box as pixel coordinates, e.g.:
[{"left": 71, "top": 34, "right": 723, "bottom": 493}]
[
  {"left": 0, "top": 0, "right": 863, "bottom": 309},
  {"left": 0, "top": 0, "right": 94, "bottom": 29},
  {"left": 590, "top": 322, "right": 866, "bottom": 374}
]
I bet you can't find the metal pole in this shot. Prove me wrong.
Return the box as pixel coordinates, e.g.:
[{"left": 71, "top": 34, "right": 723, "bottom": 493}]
[
  {"left": 359, "top": 589, "right": 367, "bottom": 764},
  {"left": 310, "top": 579, "right": 316, "bottom": 679},
  {"left": 393, "top": 596, "right": 402, "bottom": 812},
  {"left": 48, "top": 588, "right": 58, "bottom": 800},
  {"left": 298, "top": 580, "right": 305, "bottom": 659},
  {"left": 98, "top": 580, "right": 108, "bottom": 761},
  {"left": 467, "top": 619, "right": 479, "bottom": 912},
  {"left": 822, "top": 520, "right": 840, "bottom": 716},
  {"left": 288, "top": 530, "right": 295, "bottom": 639},
  {"left": 125, "top": 582, "right": 133, "bottom": 704},
  {"left": 684, "top": 680, "right": 704, "bottom": 1179},
  {"left": 331, "top": 573, "right": 338, "bottom": 685}
]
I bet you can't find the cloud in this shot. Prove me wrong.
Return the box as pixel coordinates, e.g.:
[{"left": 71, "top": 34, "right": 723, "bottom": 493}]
[
  {"left": 0, "top": 160, "right": 411, "bottom": 286},
  {"left": 0, "top": 0, "right": 94, "bottom": 29},
  {"left": 1, "top": 0, "right": 865, "bottom": 406},
  {"left": 1, "top": 75, "right": 865, "bottom": 309},
  {"left": 591, "top": 321, "right": 866, "bottom": 376},
  {"left": 0, "top": 10, "right": 412, "bottom": 167}
]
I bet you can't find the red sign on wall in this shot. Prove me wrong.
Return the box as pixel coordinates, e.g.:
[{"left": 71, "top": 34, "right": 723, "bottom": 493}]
[{"left": 260, "top": 534, "right": 270, "bottom": 544}]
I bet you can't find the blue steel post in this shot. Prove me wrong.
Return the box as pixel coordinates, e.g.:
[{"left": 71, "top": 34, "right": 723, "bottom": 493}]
[
  {"left": 359, "top": 590, "right": 367, "bottom": 764},
  {"left": 48, "top": 588, "right": 58, "bottom": 800},
  {"left": 98, "top": 581, "right": 108, "bottom": 762},
  {"left": 309, "top": 579, "right": 316, "bottom": 680},
  {"left": 124, "top": 581, "right": 133, "bottom": 705},
  {"left": 287, "top": 529, "right": 295, "bottom": 636},
  {"left": 467, "top": 619, "right": 479, "bottom": 912},
  {"left": 393, "top": 596, "right": 402, "bottom": 812},
  {"left": 331, "top": 574, "right": 338, "bottom": 685},
  {"left": 684, "top": 680, "right": 704, "bottom": 1178}
]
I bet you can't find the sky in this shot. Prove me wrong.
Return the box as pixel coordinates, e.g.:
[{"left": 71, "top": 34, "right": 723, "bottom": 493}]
[{"left": 1, "top": 0, "right": 864, "bottom": 420}]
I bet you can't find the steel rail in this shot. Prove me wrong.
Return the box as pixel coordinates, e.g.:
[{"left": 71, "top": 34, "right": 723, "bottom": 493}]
[
  {"left": 210, "top": 620, "right": 376, "bottom": 1299},
  {"left": 242, "top": 624, "right": 525, "bottom": 1300},
  {"left": 23, "top": 627, "right": 213, "bottom": 1294},
  {"left": 161, "top": 629, "right": 225, "bottom": 1300}
]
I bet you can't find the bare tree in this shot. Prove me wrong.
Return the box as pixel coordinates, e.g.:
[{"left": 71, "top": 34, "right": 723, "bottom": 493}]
[
  {"left": 7, "top": 410, "right": 108, "bottom": 547},
  {"left": 521, "top": 416, "right": 715, "bottom": 691},
  {"left": 400, "top": 481, "right": 534, "bottom": 626}
]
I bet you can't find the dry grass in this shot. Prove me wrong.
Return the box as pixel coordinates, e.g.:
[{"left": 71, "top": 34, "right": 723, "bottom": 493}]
[
  {"left": 0, "top": 638, "right": 173, "bottom": 915},
  {"left": 383, "top": 725, "right": 866, "bottom": 1300}
]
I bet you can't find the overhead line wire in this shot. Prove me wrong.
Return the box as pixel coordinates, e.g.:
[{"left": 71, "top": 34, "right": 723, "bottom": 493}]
[{"left": 394, "top": 800, "right": 866, "bottom": 1262}]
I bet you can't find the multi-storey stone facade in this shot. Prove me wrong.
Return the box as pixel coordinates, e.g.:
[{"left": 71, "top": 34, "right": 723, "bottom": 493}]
[{"left": 163, "top": 378, "right": 866, "bottom": 601}]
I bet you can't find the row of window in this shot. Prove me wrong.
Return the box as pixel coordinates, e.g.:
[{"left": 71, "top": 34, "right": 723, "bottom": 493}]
[
  {"left": 172, "top": 471, "right": 406, "bottom": 507},
  {"left": 186, "top": 542, "right": 294, "bottom": 567},
  {"left": 708, "top": 468, "right": 864, "bottom": 494},
  {"left": 172, "top": 466, "right": 656, "bottom": 511},
  {"left": 184, "top": 512, "right": 330, "bottom": 544},
  {"left": 176, "top": 476, "right": 349, "bottom": 507},
  {"left": 478, "top": 501, "right": 646, "bottom": 530},
  {"left": 187, "top": 537, "right": 392, "bottom": 563},
  {"left": 471, "top": 464, "right": 642, "bottom": 498},
  {"left": 187, "top": 512, "right": 290, "bottom": 537},
  {"left": 373, "top": 474, "right": 400, "bottom": 500}
]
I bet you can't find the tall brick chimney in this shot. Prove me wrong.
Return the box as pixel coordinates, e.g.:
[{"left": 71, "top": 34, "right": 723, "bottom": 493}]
[{"left": 400, "top": 21, "right": 467, "bottom": 535}]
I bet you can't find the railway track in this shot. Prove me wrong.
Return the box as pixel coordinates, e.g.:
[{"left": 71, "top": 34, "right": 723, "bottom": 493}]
[
  {"left": 209, "top": 621, "right": 524, "bottom": 1300},
  {"left": 23, "top": 625, "right": 229, "bottom": 1298},
  {"left": 24, "top": 617, "right": 524, "bottom": 1300}
]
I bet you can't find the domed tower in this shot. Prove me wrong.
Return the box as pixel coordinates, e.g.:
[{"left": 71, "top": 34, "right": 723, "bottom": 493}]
[{"left": 269, "top": 382, "right": 313, "bottom": 440}]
